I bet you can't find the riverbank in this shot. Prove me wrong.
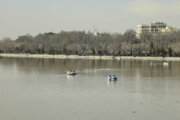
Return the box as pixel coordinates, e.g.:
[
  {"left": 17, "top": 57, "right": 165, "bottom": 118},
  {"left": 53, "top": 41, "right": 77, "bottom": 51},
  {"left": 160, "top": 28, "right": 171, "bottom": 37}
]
[{"left": 1, "top": 53, "right": 180, "bottom": 61}]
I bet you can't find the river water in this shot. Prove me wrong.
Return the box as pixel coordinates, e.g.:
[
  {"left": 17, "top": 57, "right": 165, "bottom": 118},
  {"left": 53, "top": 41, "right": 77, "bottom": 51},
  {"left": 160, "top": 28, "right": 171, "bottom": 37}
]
[{"left": 0, "top": 58, "right": 180, "bottom": 120}]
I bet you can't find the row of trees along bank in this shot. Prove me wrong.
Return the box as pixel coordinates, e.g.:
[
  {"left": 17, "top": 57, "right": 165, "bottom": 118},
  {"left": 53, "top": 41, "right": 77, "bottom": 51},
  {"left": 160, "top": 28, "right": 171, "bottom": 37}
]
[{"left": 0, "top": 29, "right": 180, "bottom": 57}]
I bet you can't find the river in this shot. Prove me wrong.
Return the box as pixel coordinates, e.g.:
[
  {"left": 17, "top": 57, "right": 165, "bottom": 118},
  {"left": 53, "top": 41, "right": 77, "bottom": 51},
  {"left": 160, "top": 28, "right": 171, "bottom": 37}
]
[{"left": 0, "top": 58, "right": 180, "bottom": 120}]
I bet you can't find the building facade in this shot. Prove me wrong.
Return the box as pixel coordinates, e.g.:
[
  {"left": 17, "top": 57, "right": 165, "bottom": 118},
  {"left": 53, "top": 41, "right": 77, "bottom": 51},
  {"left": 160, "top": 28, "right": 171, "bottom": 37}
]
[{"left": 136, "top": 22, "right": 175, "bottom": 38}]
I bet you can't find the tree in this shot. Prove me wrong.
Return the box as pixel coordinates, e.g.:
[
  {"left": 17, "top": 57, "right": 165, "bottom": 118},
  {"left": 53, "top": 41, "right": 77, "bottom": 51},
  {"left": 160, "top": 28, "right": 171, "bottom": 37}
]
[
  {"left": 150, "top": 42, "right": 153, "bottom": 49},
  {"left": 167, "top": 47, "right": 172, "bottom": 57},
  {"left": 151, "top": 48, "right": 155, "bottom": 56},
  {"left": 0, "top": 29, "right": 180, "bottom": 56}
]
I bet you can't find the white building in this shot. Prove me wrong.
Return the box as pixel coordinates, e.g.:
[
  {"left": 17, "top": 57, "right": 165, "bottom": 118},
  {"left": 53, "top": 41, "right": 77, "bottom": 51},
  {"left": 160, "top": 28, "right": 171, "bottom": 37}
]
[{"left": 137, "top": 22, "right": 175, "bottom": 38}]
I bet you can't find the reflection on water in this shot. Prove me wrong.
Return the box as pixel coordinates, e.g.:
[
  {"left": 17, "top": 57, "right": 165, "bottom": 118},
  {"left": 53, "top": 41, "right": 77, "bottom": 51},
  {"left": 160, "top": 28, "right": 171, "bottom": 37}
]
[
  {"left": 0, "top": 58, "right": 179, "bottom": 77},
  {"left": 107, "top": 80, "right": 117, "bottom": 88},
  {"left": 0, "top": 57, "right": 180, "bottom": 120},
  {"left": 66, "top": 75, "right": 76, "bottom": 80}
]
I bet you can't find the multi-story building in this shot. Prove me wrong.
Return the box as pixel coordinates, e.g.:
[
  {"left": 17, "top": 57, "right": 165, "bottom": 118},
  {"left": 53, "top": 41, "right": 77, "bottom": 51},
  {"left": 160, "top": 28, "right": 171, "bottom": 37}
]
[{"left": 136, "top": 22, "right": 175, "bottom": 38}]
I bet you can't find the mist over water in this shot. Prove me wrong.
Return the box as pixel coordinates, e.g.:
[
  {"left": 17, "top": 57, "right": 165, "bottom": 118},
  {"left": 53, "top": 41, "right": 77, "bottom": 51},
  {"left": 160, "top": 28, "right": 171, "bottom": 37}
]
[{"left": 0, "top": 58, "right": 180, "bottom": 120}]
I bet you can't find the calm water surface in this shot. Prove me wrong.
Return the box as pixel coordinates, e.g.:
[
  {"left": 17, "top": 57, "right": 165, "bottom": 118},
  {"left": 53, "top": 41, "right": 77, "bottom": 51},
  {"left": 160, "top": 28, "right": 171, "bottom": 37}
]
[{"left": 0, "top": 58, "right": 180, "bottom": 120}]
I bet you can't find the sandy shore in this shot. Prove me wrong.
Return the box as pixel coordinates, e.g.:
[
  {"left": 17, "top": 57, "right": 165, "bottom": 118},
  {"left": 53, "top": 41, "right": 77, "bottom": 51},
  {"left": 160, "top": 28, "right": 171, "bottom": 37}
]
[{"left": 0, "top": 53, "right": 180, "bottom": 61}]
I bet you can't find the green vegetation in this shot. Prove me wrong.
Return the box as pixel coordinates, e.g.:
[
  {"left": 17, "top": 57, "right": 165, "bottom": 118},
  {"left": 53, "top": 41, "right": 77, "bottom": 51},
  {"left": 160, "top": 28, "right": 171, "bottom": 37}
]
[{"left": 0, "top": 29, "right": 180, "bottom": 56}]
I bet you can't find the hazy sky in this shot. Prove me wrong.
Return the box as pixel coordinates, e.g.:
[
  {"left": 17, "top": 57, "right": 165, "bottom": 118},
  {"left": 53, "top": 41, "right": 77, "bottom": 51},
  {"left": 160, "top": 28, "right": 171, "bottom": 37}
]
[{"left": 0, "top": 0, "right": 180, "bottom": 39}]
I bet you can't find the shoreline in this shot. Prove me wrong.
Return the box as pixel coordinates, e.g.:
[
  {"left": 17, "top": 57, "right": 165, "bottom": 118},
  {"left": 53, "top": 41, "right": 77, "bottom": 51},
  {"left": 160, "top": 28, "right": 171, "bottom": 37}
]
[{"left": 1, "top": 53, "right": 180, "bottom": 61}]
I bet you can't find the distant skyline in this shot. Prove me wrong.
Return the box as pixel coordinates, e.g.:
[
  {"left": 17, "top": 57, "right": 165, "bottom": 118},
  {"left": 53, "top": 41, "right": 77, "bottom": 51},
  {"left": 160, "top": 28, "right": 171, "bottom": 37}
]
[{"left": 0, "top": 0, "right": 180, "bottom": 39}]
